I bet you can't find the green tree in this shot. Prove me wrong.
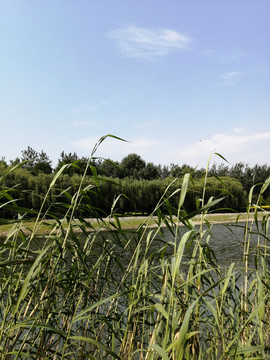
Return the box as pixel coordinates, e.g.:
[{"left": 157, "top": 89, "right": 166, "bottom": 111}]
[
  {"left": 120, "top": 153, "right": 146, "bottom": 179},
  {"left": 99, "top": 159, "right": 121, "bottom": 177},
  {"left": 21, "top": 146, "right": 38, "bottom": 171},
  {"left": 34, "top": 150, "right": 52, "bottom": 174},
  {"left": 159, "top": 165, "right": 170, "bottom": 179},
  {"left": 229, "top": 162, "right": 245, "bottom": 182},
  {"left": 0, "top": 157, "right": 8, "bottom": 176},
  {"left": 9, "top": 157, "right": 20, "bottom": 166},
  {"left": 21, "top": 147, "right": 52, "bottom": 174},
  {"left": 0, "top": 157, "right": 7, "bottom": 168},
  {"left": 55, "top": 151, "right": 99, "bottom": 176},
  {"left": 143, "top": 162, "right": 160, "bottom": 180},
  {"left": 55, "top": 151, "right": 80, "bottom": 175},
  {"left": 170, "top": 164, "right": 194, "bottom": 178}
]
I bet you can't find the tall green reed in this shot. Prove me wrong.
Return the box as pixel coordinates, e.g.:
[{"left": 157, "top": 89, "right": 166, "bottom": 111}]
[{"left": 0, "top": 137, "right": 269, "bottom": 359}]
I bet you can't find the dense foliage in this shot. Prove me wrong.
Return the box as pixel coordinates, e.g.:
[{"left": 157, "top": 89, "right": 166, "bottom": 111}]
[
  {"left": 1, "top": 147, "right": 270, "bottom": 218},
  {"left": 1, "top": 168, "right": 245, "bottom": 218},
  {"left": 0, "top": 154, "right": 269, "bottom": 359}
]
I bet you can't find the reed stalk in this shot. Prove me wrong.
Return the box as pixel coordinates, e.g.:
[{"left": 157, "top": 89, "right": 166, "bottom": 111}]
[{"left": 0, "top": 137, "right": 269, "bottom": 359}]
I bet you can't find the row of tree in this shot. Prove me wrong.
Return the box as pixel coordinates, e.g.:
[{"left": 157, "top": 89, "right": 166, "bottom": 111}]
[
  {"left": 1, "top": 166, "right": 246, "bottom": 218},
  {"left": 1, "top": 147, "right": 269, "bottom": 219},
  {"left": 2, "top": 146, "right": 270, "bottom": 187}
]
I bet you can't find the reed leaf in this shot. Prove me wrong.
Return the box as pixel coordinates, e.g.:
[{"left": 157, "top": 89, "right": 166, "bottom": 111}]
[
  {"left": 69, "top": 336, "right": 121, "bottom": 359},
  {"left": 13, "top": 244, "right": 51, "bottom": 315}
]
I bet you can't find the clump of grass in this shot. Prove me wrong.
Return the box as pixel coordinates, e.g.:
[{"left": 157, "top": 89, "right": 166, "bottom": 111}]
[{"left": 0, "top": 136, "right": 269, "bottom": 359}]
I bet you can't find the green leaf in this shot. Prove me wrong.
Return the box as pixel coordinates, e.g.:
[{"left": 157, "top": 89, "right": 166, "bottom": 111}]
[
  {"left": 91, "top": 134, "right": 127, "bottom": 157},
  {"left": 149, "top": 344, "right": 170, "bottom": 360},
  {"left": 166, "top": 299, "right": 197, "bottom": 357},
  {"left": 179, "top": 173, "right": 190, "bottom": 208},
  {"left": 154, "top": 303, "right": 169, "bottom": 320},
  {"left": 182, "top": 197, "right": 226, "bottom": 220},
  {"left": 214, "top": 152, "right": 230, "bottom": 164},
  {"left": 260, "top": 175, "right": 270, "bottom": 195},
  {"left": 228, "top": 345, "right": 264, "bottom": 355},
  {"left": 73, "top": 291, "right": 130, "bottom": 323},
  {"left": 0, "top": 258, "right": 35, "bottom": 267},
  {"left": 69, "top": 336, "right": 120, "bottom": 359},
  {"left": 49, "top": 164, "right": 71, "bottom": 188},
  {"left": 221, "top": 262, "right": 234, "bottom": 297},
  {"left": 14, "top": 245, "right": 51, "bottom": 314}
]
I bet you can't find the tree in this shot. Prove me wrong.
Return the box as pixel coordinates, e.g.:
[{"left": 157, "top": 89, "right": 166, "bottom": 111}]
[
  {"left": 9, "top": 157, "right": 20, "bottom": 166},
  {"left": 229, "top": 162, "right": 245, "bottom": 182},
  {"left": 21, "top": 147, "right": 52, "bottom": 174},
  {"left": 120, "top": 153, "right": 146, "bottom": 179},
  {"left": 55, "top": 151, "right": 79, "bottom": 175},
  {"left": 55, "top": 151, "right": 97, "bottom": 176},
  {"left": 252, "top": 164, "right": 270, "bottom": 184},
  {"left": 99, "top": 159, "right": 121, "bottom": 178},
  {"left": 159, "top": 165, "right": 170, "bottom": 179},
  {"left": 21, "top": 146, "right": 39, "bottom": 170},
  {"left": 217, "top": 164, "right": 230, "bottom": 177},
  {"left": 0, "top": 157, "right": 8, "bottom": 174},
  {"left": 0, "top": 157, "right": 7, "bottom": 167},
  {"left": 57, "top": 151, "right": 79, "bottom": 165},
  {"left": 143, "top": 162, "right": 160, "bottom": 180},
  {"left": 34, "top": 150, "right": 53, "bottom": 174}
]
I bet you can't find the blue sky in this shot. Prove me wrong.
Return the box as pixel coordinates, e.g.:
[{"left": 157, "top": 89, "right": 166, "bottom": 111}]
[{"left": 1, "top": 0, "right": 269, "bottom": 168}]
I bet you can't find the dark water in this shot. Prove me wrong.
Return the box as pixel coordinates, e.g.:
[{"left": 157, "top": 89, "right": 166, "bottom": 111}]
[
  {"left": 163, "top": 221, "right": 269, "bottom": 268},
  {"left": 91, "top": 220, "right": 269, "bottom": 283},
  {"left": 2, "top": 220, "right": 268, "bottom": 276}
]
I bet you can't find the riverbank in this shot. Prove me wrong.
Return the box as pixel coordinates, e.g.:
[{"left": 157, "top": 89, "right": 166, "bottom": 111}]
[
  {"left": 1, "top": 208, "right": 269, "bottom": 357},
  {"left": 1, "top": 211, "right": 269, "bottom": 237}
]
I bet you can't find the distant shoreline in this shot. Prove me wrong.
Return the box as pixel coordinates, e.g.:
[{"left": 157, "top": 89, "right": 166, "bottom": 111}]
[{"left": 1, "top": 211, "right": 269, "bottom": 237}]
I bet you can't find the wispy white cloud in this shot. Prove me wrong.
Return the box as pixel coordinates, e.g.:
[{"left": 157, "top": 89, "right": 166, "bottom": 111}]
[
  {"left": 71, "top": 105, "right": 99, "bottom": 114},
  {"left": 71, "top": 136, "right": 158, "bottom": 155},
  {"left": 108, "top": 25, "right": 191, "bottom": 60},
  {"left": 202, "top": 49, "right": 247, "bottom": 63},
  {"left": 221, "top": 71, "right": 244, "bottom": 80},
  {"left": 218, "top": 70, "right": 245, "bottom": 86},
  {"left": 215, "top": 66, "right": 269, "bottom": 87},
  {"left": 177, "top": 132, "right": 270, "bottom": 164},
  {"left": 132, "top": 121, "right": 158, "bottom": 129},
  {"left": 71, "top": 101, "right": 111, "bottom": 115},
  {"left": 233, "top": 127, "right": 245, "bottom": 134},
  {"left": 72, "top": 120, "right": 96, "bottom": 127},
  {"left": 71, "top": 131, "right": 270, "bottom": 166}
]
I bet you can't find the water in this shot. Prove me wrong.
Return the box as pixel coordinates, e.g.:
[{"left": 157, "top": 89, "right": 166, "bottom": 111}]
[
  {"left": 161, "top": 220, "right": 269, "bottom": 268},
  {"left": 1, "top": 220, "right": 269, "bottom": 357}
]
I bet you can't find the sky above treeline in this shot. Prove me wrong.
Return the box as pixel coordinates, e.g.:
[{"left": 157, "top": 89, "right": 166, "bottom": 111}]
[{"left": 1, "top": 1, "right": 270, "bottom": 168}]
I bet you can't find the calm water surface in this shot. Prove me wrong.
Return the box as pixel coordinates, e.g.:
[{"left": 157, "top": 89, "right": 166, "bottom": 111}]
[{"left": 163, "top": 221, "right": 269, "bottom": 268}]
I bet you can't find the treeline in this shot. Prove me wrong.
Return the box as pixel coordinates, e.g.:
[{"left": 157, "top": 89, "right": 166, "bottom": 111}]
[
  {"left": 1, "top": 147, "right": 270, "bottom": 217},
  {"left": 1, "top": 168, "right": 245, "bottom": 218},
  {"left": 2, "top": 146, "right": 270, "bottom": 187}
]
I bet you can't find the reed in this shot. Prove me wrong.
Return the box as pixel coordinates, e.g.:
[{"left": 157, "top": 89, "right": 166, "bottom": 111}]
[{"left": 0, "top": 136, "right": 269, "bottom": 359}]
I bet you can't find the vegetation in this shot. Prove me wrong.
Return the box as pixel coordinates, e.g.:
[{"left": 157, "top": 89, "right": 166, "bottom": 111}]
[
  {"left": 0, "top": 169, "right": 246, "bottom": 217},
  {"left": 2, "top": 146, "right": 270, "bottom": 217},
  {"left": 0, "top": 136, "right": 270, "bottom": 359}
]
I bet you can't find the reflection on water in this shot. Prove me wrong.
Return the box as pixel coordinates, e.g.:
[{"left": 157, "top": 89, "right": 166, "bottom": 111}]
[
  {"left": 205, "top": 221, "right": 268, "bottom": 268},
  {"left": 4, "top": 220, "right": 267, "bottom": 273},
  {"left": 92, "top": 221, "right": 269, "bottom": 285},
  {"left": 162, "top": 221, "right": 269, "bottom": 268}
]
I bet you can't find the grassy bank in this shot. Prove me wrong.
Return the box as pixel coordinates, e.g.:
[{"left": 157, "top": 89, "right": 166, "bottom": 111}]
[
  {"left": 0, "top": 138, "right": 270, "bottom": 359},
  {"left": 1, "top": 212, "right": 269, "bottom": 238}
]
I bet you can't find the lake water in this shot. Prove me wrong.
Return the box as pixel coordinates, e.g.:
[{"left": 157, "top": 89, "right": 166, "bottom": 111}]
[
  {"left": 1, "top": 220, "right": 269, "bottom": 358},
  {"left": 173, "top": 221, "right": 268, "bottom": 267},
  {"left": 91, "top": 219, "right": 269, "bottom": 287},
  {"left": 127, "top": 220, "right": 268, "bottom": 266}
]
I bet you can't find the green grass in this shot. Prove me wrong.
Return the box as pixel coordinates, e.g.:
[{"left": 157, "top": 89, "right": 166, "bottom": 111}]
[
  {"left": 1, "top": 212, "right": 268, "bottom": 238},
  {"left": 0, "top": 136, "right": 270, "bottom": 359}
]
